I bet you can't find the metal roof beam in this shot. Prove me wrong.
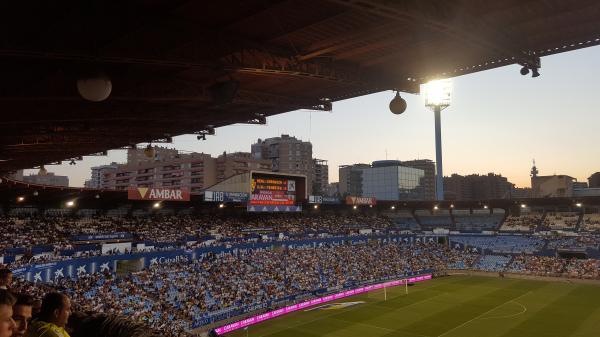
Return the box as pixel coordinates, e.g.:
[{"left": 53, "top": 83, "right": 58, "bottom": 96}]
[{"left": 328, "top": 0, "right": 541, "bottom": 78}]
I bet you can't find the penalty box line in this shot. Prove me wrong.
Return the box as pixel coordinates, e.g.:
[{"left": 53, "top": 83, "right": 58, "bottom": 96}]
[{"left": 436, "top": 290, "right": 533, "bottom": 337}]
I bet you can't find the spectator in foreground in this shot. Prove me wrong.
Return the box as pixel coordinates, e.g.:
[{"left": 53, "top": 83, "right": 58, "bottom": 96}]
[
  {"left": 0, "top": 270, "right": 12, "bottom": 291},
  {"left": 71, "top": 314, "right": 158, "bottom": 337},
  {"left": 26, "top": 293, "right": 71, "bottom": 337},
  {"left": 30, "top": 301, "right": 41, "bottom": 320},
  {"left": 0, "top": 290, "right": 16, "bottom": 337},
  {"left": 12, "top": 294, "right": 33, "bottom": 337}
]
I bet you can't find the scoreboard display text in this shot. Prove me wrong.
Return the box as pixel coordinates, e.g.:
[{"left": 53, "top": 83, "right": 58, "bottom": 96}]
[{"left": 250, "top": 177, "right": 296, "bottom": 205}]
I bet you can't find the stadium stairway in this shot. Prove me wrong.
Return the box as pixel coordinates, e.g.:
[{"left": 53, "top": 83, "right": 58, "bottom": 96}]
[
  {"left": 534, "top": 212, "right": 549, "bottom": 233},
  {"left": 471, "top": 255, "right": 482, "bottom": 269},
  {"left": 541, "top": 239, "right": 550, "bottom": 251},
  {"left": 575, "top": 213, "right": 584, "bottom": 232},
  {"left": 505, "top": 255, "right": 516, "bottom": 270},
  {"left": 449, "top": 211, "right": 456, "bottom": 229},
  {"left": 413, "top": 213, "right": 423, "bottom": 229}
]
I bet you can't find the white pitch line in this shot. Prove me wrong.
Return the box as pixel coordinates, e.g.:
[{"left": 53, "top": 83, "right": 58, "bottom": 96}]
[
  {"left": 479, "top": 301, "right": 527, "bottom": 320},
  {"left": 370, "top": 291, "right": 447, "bottom": 311},
  {"left": 256, "top": 276, "right": 465, "bottom": 337},
  {"left": 436, "top": 291, "right": 532, "bottom": 337},
  {"left": 330, "top": 318, "right": 393, "bottom": 332},
  {"left": 329, "top": 319, "right": 433, "bottom": 337}
]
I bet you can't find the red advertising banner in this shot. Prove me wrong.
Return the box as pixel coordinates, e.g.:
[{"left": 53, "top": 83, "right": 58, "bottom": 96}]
[
  {"left": 345, "top": 196, "right": 377, "bottom": 206},
  {"left": 127, "top": 187, "right": 190, "bottom": 201}
]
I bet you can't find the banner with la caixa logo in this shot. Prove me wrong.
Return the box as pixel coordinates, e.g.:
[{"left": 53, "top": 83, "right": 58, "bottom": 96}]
[
  {"left": 71, "top": 233, "right": 133, "bottom": 242},
  {"left": 13, "top": 234, "right": 419, "bottom": 283},
  {"left": 13, "top": 251, "right": 194, "bottom": 283}
]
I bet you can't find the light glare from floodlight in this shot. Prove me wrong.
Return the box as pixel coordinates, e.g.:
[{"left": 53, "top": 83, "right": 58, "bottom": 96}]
[{"left": 423, "top": 79, "right": 452, "bottom": 108}]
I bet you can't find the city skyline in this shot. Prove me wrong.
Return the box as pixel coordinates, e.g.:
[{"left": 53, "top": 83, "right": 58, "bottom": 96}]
[{"left": 25, "top": 45, "right": 600, "bottom": 189}]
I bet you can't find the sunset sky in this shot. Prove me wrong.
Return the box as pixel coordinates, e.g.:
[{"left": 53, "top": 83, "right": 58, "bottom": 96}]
[{"left": 29, "top": 45, "right": 600, "bottom": 188}]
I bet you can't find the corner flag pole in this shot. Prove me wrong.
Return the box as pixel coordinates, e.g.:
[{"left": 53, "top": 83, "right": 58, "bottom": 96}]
[{"left": 405, "top": 279, "right": 408, "bottom": 295}]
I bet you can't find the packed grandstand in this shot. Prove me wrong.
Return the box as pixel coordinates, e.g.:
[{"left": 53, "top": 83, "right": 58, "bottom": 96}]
[{"left": 1, "top": 208, "right": 600, "bottom": 336}]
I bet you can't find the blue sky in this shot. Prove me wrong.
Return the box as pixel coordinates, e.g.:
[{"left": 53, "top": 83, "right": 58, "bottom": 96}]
[{"left": 28, "top": 45, "right": 600, "bottom": 188}]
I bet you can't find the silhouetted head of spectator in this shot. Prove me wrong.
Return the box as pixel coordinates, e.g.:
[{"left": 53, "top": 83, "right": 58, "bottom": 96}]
[
  {"left": 0, "top": 270, "right": 12, "bottom": 290},
  {"left": 0, "top": 290, "right": 16, "bottom": 337},
  {"left": 31, "top": 299, "right": 41, "bottom": 318},
  {"left": 12, "top": 293, "right": 33, "bottom": 337},
  {"left": 71, "top": 314, "right": 159, "bottom": 337},
  {"left": 38, "top": 293, "right": 71, "bottom": 328}
]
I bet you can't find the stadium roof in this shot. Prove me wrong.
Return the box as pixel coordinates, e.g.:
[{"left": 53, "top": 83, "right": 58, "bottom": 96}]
[{"left": 2, "top": 0, "right": 600, "bottom": 172}]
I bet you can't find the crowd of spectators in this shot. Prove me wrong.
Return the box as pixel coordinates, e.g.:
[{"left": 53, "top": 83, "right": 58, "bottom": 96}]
[
  {"left": 3, "top": 212, "right": 600, "bottom": 337},
  {"left": 0, "top": 214, "right": 395, "bottom": 253},
  {"left": 4, "top": 241, "right": 460, "bottom": 337},
  {"left": 3, "top": 211, "right": 600, "bottom": 259},
  {"left": 582, "top": 214, "right": 600, "bottom": 232},
  {"left": 538, "top": 212, "right": 580, "bottom": 231},
  {"left": 449, "top": 235, "right": 545, "bottom": 254},
  {"left": 508, "top": 255, "right": 600, "bottom": 279},
  {"left": 500, "top": 214, "right": 542, "bottom": 232},
  {"left": 4, "top": 239, "right": 600, "bottom": 337},
  {"left": 545, "top": 235, "right": 600, "bottom": 250},
  {"left": 2, "top": 238, "right": 600, "bottom": 337},
  {"left": 0, "top": 279, "right": 155, "bottom": 337}
]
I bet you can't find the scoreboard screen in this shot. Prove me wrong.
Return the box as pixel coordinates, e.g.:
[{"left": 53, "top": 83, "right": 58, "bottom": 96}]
[{"left": 249, "top": 172, "right": 307, "bottom": 206}]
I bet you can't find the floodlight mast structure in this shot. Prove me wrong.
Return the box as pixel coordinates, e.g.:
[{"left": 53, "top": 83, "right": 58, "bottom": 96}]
[{"left": 423, "top": 79, "right": 452, "bottom": 201}]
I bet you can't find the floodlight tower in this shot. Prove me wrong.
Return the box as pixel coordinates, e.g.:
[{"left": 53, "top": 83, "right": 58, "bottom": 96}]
[{"left": 423, "top": 79, "right": 453, "bottom": 201}]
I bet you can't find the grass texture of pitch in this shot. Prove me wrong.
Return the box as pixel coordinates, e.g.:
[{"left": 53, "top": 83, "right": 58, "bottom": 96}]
[{"left": 224, "top": 275, "right": 600, "bottom": 337}]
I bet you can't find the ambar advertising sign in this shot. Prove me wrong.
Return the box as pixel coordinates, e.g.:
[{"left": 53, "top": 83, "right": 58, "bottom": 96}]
[
  {"left": 128, "top": 187, "right": 190, "bottom": 201},
  {"left": 345, "top": 196, "right": 376, "bottom": 205}
]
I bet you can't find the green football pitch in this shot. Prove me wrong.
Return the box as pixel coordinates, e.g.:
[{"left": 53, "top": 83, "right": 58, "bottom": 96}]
[{"left": 224, "top": 275, "right": 600, "bottom": 337}]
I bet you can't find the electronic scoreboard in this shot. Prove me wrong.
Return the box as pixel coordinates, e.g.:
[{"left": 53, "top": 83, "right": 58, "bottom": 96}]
[{"left": 249, "top": 172, "right": 306, "bottom": 206}]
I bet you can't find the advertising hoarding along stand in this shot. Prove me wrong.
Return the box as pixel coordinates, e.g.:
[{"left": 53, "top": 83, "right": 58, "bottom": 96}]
[{"left": 214, "top": 274, "right": 432, "bottom": 335}]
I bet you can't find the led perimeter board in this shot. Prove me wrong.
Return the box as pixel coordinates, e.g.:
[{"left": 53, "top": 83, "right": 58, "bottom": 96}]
[{"left": 249, "top": 172, "right": 306, "bottom": 206}]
